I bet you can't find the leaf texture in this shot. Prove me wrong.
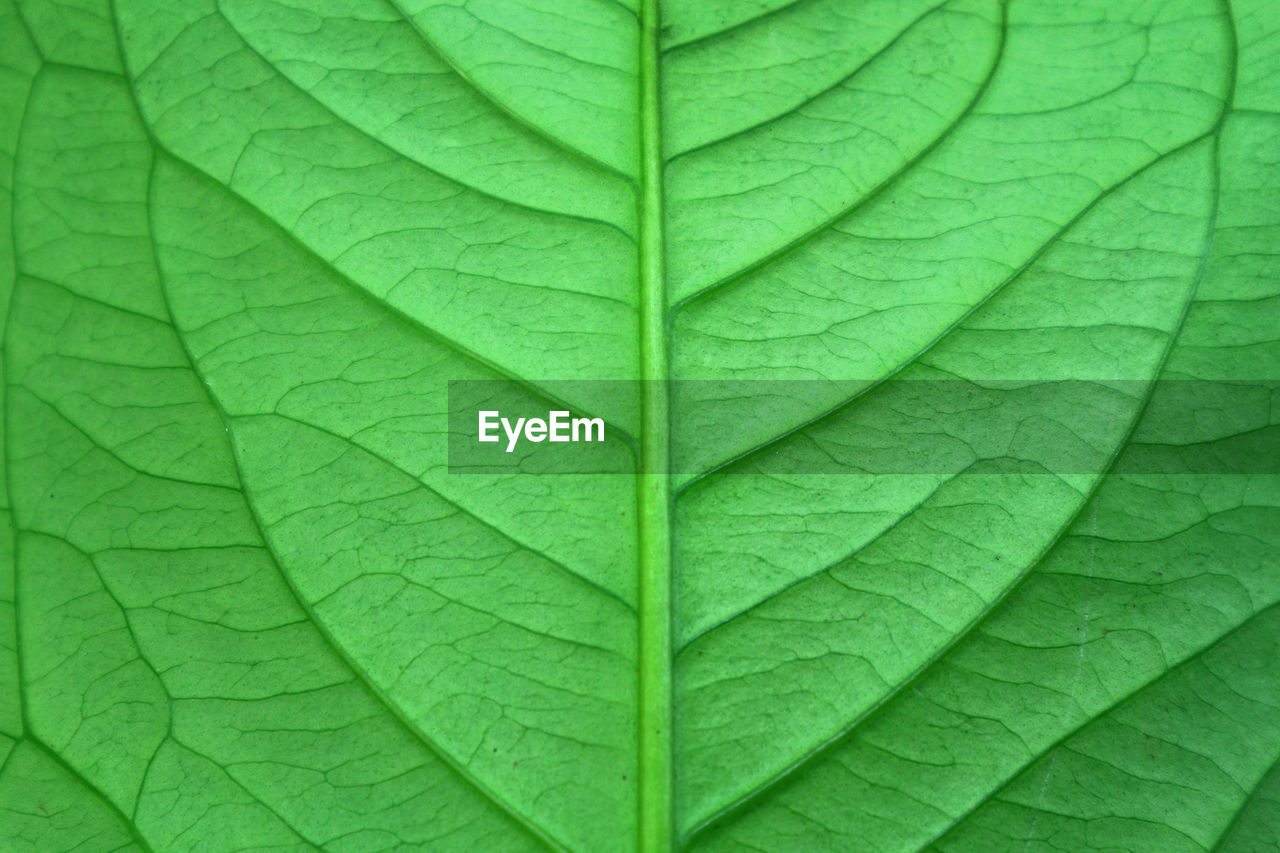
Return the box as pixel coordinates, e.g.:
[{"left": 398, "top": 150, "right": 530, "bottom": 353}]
[{"left": 1, "top": 0, "right": 1278, "bottom": 851}]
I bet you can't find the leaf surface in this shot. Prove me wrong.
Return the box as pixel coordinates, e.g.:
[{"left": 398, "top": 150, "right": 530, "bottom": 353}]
[{"left": 1, "top": 0, "right": 1278, "bottom": 850}]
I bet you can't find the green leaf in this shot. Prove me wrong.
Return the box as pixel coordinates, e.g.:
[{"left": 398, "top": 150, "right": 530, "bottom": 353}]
[{"left": 2, "top": 0, "right": 1278, "bottom": 851}]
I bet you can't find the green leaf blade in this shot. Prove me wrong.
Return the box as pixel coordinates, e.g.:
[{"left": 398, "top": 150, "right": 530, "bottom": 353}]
[{"left": 2, "top": 1, "right": 1278, "bottom": 851}]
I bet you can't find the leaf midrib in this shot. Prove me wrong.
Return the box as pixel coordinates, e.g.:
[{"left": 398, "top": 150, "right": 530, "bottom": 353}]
[{"left": 635, "top": 1, "right": 674, "bottom": 850}]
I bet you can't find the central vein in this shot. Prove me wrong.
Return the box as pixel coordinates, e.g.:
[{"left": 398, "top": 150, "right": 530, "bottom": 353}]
[{"left": 636, "top": 0, "right": 673, "bottom": 849}]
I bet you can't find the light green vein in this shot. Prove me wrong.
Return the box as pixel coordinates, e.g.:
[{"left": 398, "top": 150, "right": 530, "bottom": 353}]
[
  {"left": 1209, "top": 748, "right": 1280, "bottom": 853},
  {"left": 678, "top": 461, "right": 981, "bottom": 651},
  {"left": 636, "top": 0, "right": 672, "bottom": 849},
  {"left": 664, "top": 0, "right": 951, "bottom": 163},
  {"left": 263, "top": 410, "right": 635, "bottom": 612},
  {"left": 926, "top": 600, "right": 1280, "bottom": 851},
  {"left": 381, "top": 0, "right": 636, "bottom": 183},
  {"left": 661, "top": 0, "right": 813, "bottom": 53},
  {"left": 668, "top": 0, "right": 1007, "bottom": 313},
  {"left": 25, "top": 736, "right": 157, "bottom": 853},
  {"left": 213, "top": 7, "right": 636, "bottom": 238}
]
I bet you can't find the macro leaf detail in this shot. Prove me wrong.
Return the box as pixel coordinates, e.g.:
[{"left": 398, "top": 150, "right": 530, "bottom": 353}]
[{"left": 1, "top": 0, "right": 1278, "bottom": 851}]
